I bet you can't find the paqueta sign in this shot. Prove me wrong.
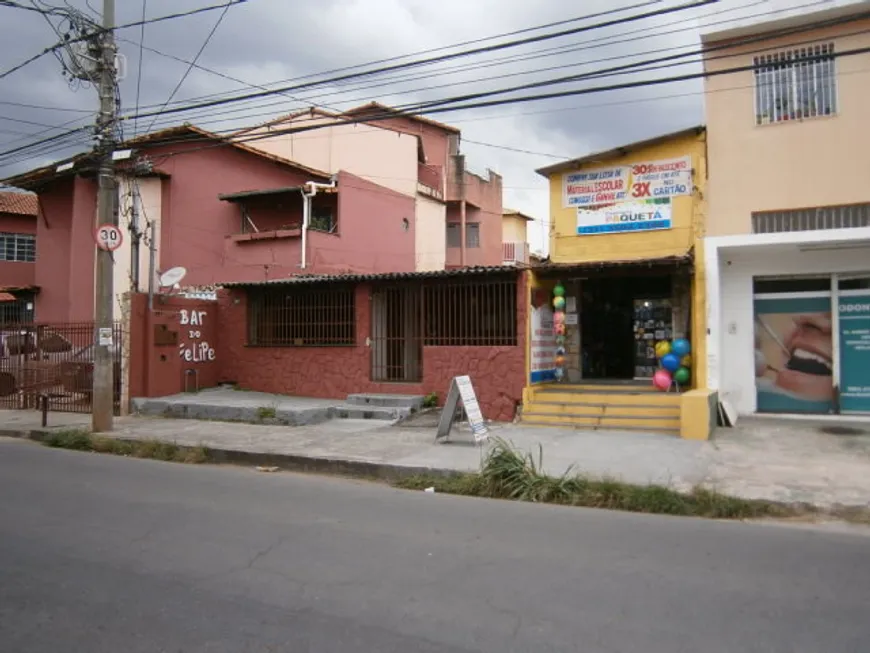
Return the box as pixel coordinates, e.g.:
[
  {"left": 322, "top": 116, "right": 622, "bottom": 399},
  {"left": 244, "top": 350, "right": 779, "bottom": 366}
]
[
  {"left": 563, "top": 156, "right": 692, "bottom": 208},
  {"left": 577, "top": 201, "right": 672, "bottom": 235}
]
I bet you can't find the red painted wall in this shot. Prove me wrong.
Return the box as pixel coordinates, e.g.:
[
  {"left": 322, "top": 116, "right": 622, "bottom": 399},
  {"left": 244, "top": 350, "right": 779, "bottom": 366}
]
[
  {"left": 0, "top": 211, "right": 36, "bottom": 287},
  {"left": 127, "top": 293, "right": 220, "bottom": 399},
  {"left": 215, "top": 273, "right": 528, "bottom": 422},
  {"left": 445, "top": 204, "right": 504, "bottom": 268},
  {"left": 33, "top": 178, "right": 74, "bottom": 322}
]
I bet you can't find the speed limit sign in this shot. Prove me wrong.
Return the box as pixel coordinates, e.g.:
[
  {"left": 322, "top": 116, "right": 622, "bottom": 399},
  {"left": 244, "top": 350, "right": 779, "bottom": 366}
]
[{"left": 95, "top": 224, "right": 123, "bottom": 251}]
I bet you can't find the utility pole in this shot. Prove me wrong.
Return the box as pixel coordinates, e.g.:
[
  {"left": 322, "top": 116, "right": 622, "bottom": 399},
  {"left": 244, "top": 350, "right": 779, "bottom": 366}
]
[
  {"left": 92, "top": 0, "right": 117, "bottom": 433},
  {"left": 130, "top": 183, "right": 141, "bottom": 292}
]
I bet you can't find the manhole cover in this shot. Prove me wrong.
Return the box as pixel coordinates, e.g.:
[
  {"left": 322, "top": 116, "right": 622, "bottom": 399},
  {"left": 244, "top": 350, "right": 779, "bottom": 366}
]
[{"left": 819, "top": 425, "right": 867, "bottom": 436}]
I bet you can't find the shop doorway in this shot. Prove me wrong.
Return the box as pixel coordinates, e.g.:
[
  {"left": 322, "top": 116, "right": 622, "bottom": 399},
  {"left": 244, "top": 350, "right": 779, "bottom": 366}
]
[
  {"left": 580, "top": 275, "right": 672, "bottom": 380},
  {"left": 753, "top": 274, "right": 870, "bottom": 415}
]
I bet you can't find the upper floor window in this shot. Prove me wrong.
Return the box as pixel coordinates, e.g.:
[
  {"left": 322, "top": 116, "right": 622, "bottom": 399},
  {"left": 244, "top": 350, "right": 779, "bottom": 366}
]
[
  {"left": 446, "top": 222, "right": 461, "bottom": 248},
  {"left": 0, "top": 233, "right": 35, "bottom": 262},
  {"left": 309, "top": 208, "right": 336, "bottom": 233},
  {"left": 446, "top": 222, "right": 480, "bottom": 248},
  {"left": 466, "top": 222, "right": 481, "bottom": 248},
  {"left": 754, "top": 44, "right": 837, "bottom": 125},
  {"left": 752, "top": 203, "right": 870, "bottom": 234}
]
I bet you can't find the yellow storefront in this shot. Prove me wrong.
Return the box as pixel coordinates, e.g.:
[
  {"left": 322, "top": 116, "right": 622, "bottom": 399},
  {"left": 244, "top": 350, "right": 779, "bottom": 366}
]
[{"left": 524, "top": 126, "right": 716, "bottom": 440}]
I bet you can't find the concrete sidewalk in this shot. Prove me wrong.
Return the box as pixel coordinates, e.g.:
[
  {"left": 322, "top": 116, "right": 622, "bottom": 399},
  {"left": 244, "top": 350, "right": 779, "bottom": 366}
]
[{"left": 1, "top": 409, "right": 869, "bottom": 509}]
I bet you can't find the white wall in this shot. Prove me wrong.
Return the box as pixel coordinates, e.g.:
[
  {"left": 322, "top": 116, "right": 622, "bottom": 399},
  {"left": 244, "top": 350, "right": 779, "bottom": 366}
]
[
  {"left": 711, "top": 242, "right": 870, "bottom": 414},
  {"left": 114, "top": 177, "right": 162, "bottom": 317},
  {"left": 242, "top": 115, "right": 419, "bottom": 197},
  {"left": 414, "top": 195, "right": 446, "bottom": 271}
]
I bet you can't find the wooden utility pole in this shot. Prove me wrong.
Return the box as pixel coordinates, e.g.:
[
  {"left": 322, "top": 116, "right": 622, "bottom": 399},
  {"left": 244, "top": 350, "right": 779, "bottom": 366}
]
[{"left": 92, "top": 0, "right": 117, "bottom": 432}]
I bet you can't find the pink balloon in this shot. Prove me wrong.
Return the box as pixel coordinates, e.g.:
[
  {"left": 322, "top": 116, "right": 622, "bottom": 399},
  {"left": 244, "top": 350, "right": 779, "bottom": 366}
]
[{"left": 652, "top": 369, "right": 672, "bottom": 391}]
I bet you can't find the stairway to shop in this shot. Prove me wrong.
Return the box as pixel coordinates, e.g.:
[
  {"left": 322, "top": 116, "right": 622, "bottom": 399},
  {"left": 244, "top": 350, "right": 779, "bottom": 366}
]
[{"left": 521, "top": 383, "right": 681, "bottom": 435}]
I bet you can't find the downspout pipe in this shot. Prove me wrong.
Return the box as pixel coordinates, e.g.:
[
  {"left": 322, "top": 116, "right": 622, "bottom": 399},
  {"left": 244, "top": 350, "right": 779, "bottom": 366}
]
[{"left": 300, "top": 176, "right": 338, "bottom": 270}]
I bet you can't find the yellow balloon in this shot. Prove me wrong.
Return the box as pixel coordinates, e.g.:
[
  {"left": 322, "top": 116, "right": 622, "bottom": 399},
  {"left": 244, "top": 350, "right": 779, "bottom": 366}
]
[
  {"left": 681, "top": 355, "right": 692, "bottom": 368},
  {"left": 655, "top": 340, "right": 671, "bottom": 358}
]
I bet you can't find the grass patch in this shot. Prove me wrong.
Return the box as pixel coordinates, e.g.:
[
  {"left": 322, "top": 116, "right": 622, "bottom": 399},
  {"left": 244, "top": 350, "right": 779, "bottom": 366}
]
[
  {"left": 422, "top": 392, "right": 439, "bottom": 409},
  {"left": 256, "top": 406, "right": 277, "bottom": 420},
  {"left": 43, "top": 429, "right": 210, "bottom": 465},
  {"left": 394, "top": 438, "right": 799, "bottom": 521}
]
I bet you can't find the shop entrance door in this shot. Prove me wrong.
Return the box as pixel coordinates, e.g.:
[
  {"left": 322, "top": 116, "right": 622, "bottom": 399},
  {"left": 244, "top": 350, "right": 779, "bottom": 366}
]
[
  {"left": 753, "top": 277, "right": 834, "bottom": 414},
  {"left": 837, "top": 275, "right": 870, "bottom": 414}
]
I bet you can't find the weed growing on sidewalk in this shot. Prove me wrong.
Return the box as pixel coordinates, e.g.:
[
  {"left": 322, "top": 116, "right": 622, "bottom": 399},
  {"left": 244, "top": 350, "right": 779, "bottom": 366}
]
[
  {"left": 43, "top": 429, "right": 210, "bottom": 464},
  {"left": 395, "top": 438, "right": 798, "bottom": 521}
]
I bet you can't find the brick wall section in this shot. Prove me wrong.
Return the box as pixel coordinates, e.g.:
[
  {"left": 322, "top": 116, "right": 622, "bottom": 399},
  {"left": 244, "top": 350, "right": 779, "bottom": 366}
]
[{"left": 216, "top": 273, "right": 527, "bottom": 422}]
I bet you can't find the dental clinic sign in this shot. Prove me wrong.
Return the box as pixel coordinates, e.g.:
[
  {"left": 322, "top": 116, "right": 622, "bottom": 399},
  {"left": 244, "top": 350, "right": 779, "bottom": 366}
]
[
  {"left": 563, "top": 156, "right": 693, "bottom": 208},
  {"left": 577, "top": 202, "right": 673, "bottom": 235}
]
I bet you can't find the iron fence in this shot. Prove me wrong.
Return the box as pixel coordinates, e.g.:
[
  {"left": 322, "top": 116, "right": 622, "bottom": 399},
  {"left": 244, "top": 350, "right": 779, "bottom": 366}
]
[
  {"left": 0, "top": 321, "right": 124, "bottom": 415},
  {"left": 371, "top": 285, "right": 422, "bottom": 382}
]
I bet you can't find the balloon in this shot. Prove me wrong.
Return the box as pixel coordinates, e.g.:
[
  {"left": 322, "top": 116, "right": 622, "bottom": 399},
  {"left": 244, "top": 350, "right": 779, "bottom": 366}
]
[
  {"left": 554, "top": 367, "right": 564, "bottom": 380},
  {"left": 555, "top": 355, "right": 565, "bottom": 366},
  {"left": 661, "top": 353, "right": 681, "bottom": 372},
  {"left": 674, "top": 367, "right": 691, "bottom": 385},
  {"left": 654, "top": 340, "right": 671, "bottom": 358},
  {"left": 553, "top": 311, "right": 565, "bottom": 325},
  {"left": 556, "top": 346, "right": 566, "bottom": 356},
  {"left": 681, "top": 355, "right": 692, "bottom": 368},
  {"left": 671, "top": 338, "right": 691, "bottom": 358},
  {"left": 652, "top": 369, "right": 672, "bottom": 391},
  {"left": 553, "top": 296, "right": 566, "bottom": 310},
  {"left": 553, "top": 283, "right": 565, "bottom": 297},
  {"left": 555, "top": 324, "right": 566, "bottom": 335},
  {"left": 555, "top": 335, "right": 566, "bottom": 346}
]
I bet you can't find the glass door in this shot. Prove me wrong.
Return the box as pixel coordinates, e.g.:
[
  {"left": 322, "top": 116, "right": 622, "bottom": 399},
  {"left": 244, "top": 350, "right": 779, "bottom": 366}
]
[
  {"left": 753, "top": 277, "right": 833, "bottom": 414},
  {"left": 837, "top": 276, "right": 870, "bottom": 414}
]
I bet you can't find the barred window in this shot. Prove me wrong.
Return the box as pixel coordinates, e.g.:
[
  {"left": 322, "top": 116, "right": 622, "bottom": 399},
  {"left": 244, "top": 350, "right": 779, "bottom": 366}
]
[
  {"left": 446, "top": 222, "right": 461, "bottom": 248},
  {"left": 752, "top": 204, "right": 870, "bottom": 234},
  {"left": 423, "top": 277, "right": 516, "bottom": 346},
  {"left": 0, "top": 233, "right": 36, "bottom": 262},
  {"left": 247, "top": 286, "right": 355, "bottom": 346},
  {"left": 466, "top": 222, "right": 480, "bottom": 248},
  {"left": 754, "top": 44, "right": 836, "bottom": 125}
]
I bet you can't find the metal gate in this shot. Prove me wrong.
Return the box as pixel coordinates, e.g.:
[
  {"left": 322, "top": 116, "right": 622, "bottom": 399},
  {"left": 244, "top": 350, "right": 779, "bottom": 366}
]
[
  {"left": 371, "top": 286, "right": 422, "bottom": 383},
  {"left": 0, "top": 322, "right": 124, "bottom": 415}
]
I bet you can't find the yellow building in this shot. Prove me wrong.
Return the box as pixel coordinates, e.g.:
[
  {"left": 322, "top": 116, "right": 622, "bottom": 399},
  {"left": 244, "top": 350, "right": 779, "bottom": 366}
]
[{"left": 523, "top": 126, "right": 716, "bottom": 440}]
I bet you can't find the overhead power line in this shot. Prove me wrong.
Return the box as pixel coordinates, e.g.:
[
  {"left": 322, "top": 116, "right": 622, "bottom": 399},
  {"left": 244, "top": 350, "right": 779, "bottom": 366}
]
[
  {"left": 121, "top": 0, "right": 716, "bottom": 123},
  {"left": 0, "top": 0, "right": 249, "bottom": 81},
  {"left": 143, "top": 0, "right": 237, "bottom": 133}
]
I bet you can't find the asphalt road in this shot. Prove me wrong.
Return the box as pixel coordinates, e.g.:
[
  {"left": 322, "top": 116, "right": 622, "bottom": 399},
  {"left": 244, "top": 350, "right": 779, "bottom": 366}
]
[{"left": 1, "top": 439, "right": 869, "bottom": 653}]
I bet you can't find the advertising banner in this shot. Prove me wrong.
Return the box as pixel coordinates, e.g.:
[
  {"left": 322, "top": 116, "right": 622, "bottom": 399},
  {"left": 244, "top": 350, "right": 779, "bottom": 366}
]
[
  {"left": 577, "top": 201, "right": 671, "bottom": 235},
  {"left": 530, "top": 297, "right": 556, "bottom": 384},
  {"left": 563, "top": 155, "right": 692, "bottom": 208},
  {"left": 838, "top": 296, "right": 870, "bottom": 413},
  {"left": 754, "top": 295, "right": 834, "bottom": 414}
]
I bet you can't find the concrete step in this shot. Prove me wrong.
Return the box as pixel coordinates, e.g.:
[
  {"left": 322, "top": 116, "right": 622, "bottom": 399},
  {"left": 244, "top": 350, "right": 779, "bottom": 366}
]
[
  {"left": 520, "top": 417, "right": 680, "bottom": 435},
  {"left": 522, "top": 410, "right": 680, "bottom": 430},
  {"left": 523, "top": 401, "right": 680, "bottom": 418},
  {"left": 345, "top": 393, "right": 425, "bottom": 411},
  {"left": 528, "top": 390, "right": 682, "bottom": 406},
  {"left": 132, "top": 397, "right": 405, "bottom": 426}
]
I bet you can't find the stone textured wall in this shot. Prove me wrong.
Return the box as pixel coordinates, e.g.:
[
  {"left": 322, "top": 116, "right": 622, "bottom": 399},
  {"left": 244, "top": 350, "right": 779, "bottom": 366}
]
[{"left": 216, "top": 275, "right": 527, "bottom": 422}]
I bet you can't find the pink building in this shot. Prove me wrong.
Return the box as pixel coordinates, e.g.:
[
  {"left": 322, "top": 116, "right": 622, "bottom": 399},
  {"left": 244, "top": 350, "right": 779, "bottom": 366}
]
[
  {"left": 233, "top": 102, "right": 507, "bottom": 271},
  {"left": 0, "top": 190, "right": 38, "bottom": 322},
  {"left": 1, "top": 125, "right": 415, "bottom": 322}
]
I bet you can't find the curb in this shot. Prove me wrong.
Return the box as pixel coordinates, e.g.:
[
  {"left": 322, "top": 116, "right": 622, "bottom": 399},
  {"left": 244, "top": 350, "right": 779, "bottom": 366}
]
[{"left": 0, "top": 426, "right": 464, "bottom": 482}]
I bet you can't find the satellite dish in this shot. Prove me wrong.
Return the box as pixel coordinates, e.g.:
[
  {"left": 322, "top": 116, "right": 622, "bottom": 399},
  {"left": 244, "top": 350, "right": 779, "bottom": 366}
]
[{"left": 158, "top": 266, "right": 187, "bottom": 288}]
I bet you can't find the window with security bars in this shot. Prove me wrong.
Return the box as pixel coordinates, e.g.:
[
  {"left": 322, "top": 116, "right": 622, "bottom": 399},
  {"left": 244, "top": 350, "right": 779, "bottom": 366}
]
[
  {"left": 423, "top": 277, "right": 517, "bottom": 346},
  {"left": 752, "top": 204, "right": 870, "bottom": 234},
  {"left": 247, "top": 286, "right": 355, "bottom": 346},
  {"left": 446, "top": 222, "right": 461, "bottom": 248},
  {"left": 0, "top": 233, "right": 36, "bottom": 262},
  {"left": 754, "top": 44, "right": 836, "bottom": 125},
  {"left": 466, "top": 222, "right": 480, "bottom": 248}
]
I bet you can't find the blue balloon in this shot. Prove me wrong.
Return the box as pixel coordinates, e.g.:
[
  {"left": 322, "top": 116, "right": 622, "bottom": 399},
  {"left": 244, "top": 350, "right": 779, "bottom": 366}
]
[
  {"left": 661, "top": 353, "right": 681, "bottom": 372},
  {"left": 671, "top": 338, "right": 691, "bottom": 358}
]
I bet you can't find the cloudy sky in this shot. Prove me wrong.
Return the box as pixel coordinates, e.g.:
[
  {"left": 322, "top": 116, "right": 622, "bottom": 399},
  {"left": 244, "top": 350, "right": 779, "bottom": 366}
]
[{"left": 0, "top": 0, "right": 841, "bottom": 253}]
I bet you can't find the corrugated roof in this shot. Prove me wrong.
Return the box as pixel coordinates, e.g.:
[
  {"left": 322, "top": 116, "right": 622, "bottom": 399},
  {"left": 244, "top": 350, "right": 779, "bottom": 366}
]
[
  {"left": 535, "top": 126, "right": 705, "bottom": 177},
  {"left": 220, "top": 265, "right": 521, "bottom": 288},
  {"left": 532, "top": 253, "right": 693, "bottom": 272},
  {"left": 0, "top": 190, "right": 38, "bottom": 216}
]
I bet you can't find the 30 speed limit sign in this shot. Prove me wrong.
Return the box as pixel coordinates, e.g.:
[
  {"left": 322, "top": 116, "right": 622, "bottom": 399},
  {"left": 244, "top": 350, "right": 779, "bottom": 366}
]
[{"left": 94, "top": 224, "right": 123, "bottom": 251}]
